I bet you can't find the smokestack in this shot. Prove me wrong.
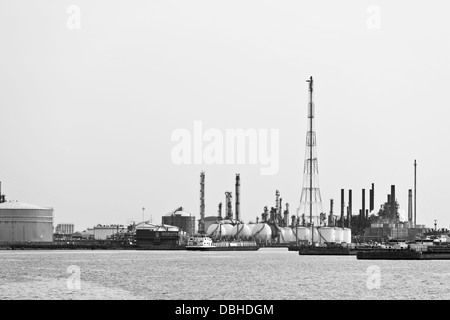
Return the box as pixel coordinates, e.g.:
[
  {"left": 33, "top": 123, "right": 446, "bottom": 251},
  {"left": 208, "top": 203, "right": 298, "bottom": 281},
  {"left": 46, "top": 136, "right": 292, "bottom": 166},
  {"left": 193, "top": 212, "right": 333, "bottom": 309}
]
[
  {"left": 218, "top": 202, "right": 223, "bottom": 219},
  {"left": 341, "top": 189, "right": 345, "bottom": 228},
  {"left": 408, "top": 189, "right": 413, "bottom": 224},
  {"left": 329, "top": 199, "right": 334, "bottom": 226},
  {"left": 391, "top": 185, "right": 396, "bottom": 222},
  {"left": 362, "top": 189, "right": 366, "bottom": 231},
  {"left": 348, "top": 189, "right": 352, "bottom": 228},
  {"left": 370, "top": 183, "right": 374, "bottom": 213},
  {"left": 200, "top": 171, "right": 205, "bottom": 233},
  {"left": 346, "top": 206, "right": 350, "bottom": 228},
  {"left": 279, "top": 198, "right": 283, "bottom": 223},
  {"left": 414, "top": 160, "right": 417, "bottom": 227},
  {"left": 284, "top": 203, "right": 289, "bottom": 227},
  {"left": 225, "top": 192, "right": 233, "bottom": 220},
  {"left": 235, "top": 174, "right": 240, "bottom": 222}
]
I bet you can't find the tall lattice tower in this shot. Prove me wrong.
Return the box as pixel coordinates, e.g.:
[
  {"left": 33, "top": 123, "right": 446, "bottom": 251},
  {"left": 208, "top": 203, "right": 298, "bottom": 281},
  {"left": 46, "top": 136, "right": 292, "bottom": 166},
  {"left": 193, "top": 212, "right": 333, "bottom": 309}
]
[{"left": 297, "top": 76, "right": 324, "bottom": 227}]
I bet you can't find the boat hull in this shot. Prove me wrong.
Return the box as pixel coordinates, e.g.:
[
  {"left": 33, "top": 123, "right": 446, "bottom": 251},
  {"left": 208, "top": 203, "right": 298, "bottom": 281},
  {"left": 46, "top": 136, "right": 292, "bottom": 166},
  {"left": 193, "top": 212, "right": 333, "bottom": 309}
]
[
  {"left": 357, "top": 250, "right": 450, "bottom": 260},
  {"left": 297, "top": 246, "right": 356, "bottom": 255},
  {"left": 186, "top": 246, "right": 259, "bottom": 251}
]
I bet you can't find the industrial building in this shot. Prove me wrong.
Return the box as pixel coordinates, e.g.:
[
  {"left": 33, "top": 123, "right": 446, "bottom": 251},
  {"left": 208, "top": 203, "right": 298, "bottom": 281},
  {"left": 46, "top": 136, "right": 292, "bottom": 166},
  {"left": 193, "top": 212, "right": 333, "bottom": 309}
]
[
  {"left": 135, "top": 222, "right": 181, "bottom": 247},
  {"left": 161, "top": 207, "right": 195, "bottom": 236},
  {"left": 55, "top": 223, "right": 74, "bottom": 235},
  {"left": 0, "top": 201, "right": 54, "bottom": 243},
  {"left": 93, "top": 224, "right": 127, "bottom": 240}
]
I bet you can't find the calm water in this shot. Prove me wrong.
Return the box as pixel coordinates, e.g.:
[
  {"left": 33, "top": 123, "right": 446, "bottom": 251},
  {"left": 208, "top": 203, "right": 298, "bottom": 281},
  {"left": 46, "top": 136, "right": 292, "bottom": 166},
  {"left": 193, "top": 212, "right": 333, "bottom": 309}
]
[{"left": 0, "top": 248, "right": 449, "bottom": 300}]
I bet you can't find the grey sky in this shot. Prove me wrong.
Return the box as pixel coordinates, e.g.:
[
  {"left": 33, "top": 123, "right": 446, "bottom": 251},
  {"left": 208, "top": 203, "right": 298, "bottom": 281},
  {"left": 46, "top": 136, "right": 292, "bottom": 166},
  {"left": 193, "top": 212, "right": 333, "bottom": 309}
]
[{"left": 0, "top": 1, "right": 449, "bottom": 231}]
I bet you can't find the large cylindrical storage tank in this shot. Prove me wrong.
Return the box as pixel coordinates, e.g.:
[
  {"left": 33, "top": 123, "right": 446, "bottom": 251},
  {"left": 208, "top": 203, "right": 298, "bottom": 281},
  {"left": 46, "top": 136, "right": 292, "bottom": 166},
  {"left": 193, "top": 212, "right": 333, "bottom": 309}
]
[
  {"left": 0, "top": 202, "right": 53, "bottom": 243},
  {"left": 231, "top": 224, "right": 252, "bottom": 239},
  {"left": 318, "top": 227, "right": 335, "bottom": 243},
  {"left": 293, "top": 227, "right": 310, "bottom": 241},
  {"left": 311, "top": 227, "right": 320, "bottom": 244},
  {"left": 206, "top": 223, "right": 227, "bottom": 240},
  {"left": 282, "top": 227, "right": 294, "bottom": 243},
  {"left": 251, "top": 223, "right": 272, "bottom": 242},
  {"left": 342, "top": 228, "right": 351, "bottom": 243},
  {"left": 334, "top": 228, "right": 344, "bottom": 243}
]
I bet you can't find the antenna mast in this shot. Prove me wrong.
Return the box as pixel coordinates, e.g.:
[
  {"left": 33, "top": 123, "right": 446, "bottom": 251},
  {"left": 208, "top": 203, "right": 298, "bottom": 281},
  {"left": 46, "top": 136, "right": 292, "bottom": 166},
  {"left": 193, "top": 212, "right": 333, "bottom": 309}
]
[{"left": 298, "top": 76, "right": 323, "bottom": 244}]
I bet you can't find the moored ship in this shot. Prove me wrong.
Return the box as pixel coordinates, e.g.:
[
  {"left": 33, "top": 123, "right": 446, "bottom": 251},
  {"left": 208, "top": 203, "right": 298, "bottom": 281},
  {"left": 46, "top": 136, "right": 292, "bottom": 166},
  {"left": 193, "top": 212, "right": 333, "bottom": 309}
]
[{"left": 186, "top": 236, "right": 259, "bottom": 251}]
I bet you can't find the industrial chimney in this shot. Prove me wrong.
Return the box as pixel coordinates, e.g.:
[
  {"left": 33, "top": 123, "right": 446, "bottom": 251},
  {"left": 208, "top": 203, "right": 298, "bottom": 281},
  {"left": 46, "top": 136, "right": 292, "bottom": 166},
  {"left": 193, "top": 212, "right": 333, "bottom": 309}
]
[
  {"left": 361, "top": 189, "right": 366, "bottom": 232},
  {"left": 199, "top": 171, "right": 205, "bottom": 233},
  {"left": 348, "top": 189, "right": 352, "bottom": 228},
  {"left": 235, "top": 174, "right": 240, "bottom": 222},
  {"left": 391, "top": 185, "right": 396, "bottom": 222},
  {"left": 218, "top": 202, "right": 223, "bottom": 219},
  {"left": 370, "top": 183, "right": 374, "bottom": 213},
  {"left": 329, "top": 199, "right": 334, "bottom": 226},
  {"left": 408, "top": 189, "right": 413, "bottom": 224},
  {"left": 225, "top": 192, "right": 233, "bottom": 220},
  {"left": 284, "top": 203, "right": 290, "bottom": 227},
  {"left": 340, "top": 189, "right": 345, "bottom": 228}
]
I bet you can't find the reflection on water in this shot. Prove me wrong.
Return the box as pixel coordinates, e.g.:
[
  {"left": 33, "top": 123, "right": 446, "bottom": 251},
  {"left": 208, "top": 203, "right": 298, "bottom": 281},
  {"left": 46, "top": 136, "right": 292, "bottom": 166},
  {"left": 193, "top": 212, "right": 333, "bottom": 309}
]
[{"left": 0, "top": 249, "right": 449, "bottom": 300}]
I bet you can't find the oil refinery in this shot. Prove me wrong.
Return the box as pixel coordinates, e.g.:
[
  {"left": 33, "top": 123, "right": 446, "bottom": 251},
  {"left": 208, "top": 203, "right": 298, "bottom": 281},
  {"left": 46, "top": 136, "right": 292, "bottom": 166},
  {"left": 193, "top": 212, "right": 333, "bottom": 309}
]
[{"left": 0, "top": 76, "right": 442, "bottom": 251}]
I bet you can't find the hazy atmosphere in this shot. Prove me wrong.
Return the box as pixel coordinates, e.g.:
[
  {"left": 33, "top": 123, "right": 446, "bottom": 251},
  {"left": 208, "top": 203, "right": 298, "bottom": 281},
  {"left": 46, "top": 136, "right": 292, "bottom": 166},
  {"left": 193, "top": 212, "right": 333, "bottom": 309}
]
[{"left": 1, "top": 1, "right": 449, "bottom": 232}]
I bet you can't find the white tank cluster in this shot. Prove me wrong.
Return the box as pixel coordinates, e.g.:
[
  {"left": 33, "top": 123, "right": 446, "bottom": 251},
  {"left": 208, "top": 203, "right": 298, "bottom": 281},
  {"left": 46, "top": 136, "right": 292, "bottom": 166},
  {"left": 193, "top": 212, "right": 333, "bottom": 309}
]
[{"left": 289, "top": 226, "right": 352, "bottom": 244}]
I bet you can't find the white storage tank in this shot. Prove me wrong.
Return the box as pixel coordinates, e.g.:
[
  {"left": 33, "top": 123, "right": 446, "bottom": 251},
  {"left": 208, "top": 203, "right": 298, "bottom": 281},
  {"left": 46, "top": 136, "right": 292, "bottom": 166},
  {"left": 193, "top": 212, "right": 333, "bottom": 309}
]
[
  {"left": 334, "top": 228, "right": 344, "bottom": 243},
  {"left": 251, "top": 223, "right": 272, "bottom": 242},
  {"left": 342, "top": 228, "right": 352, "bottom": 243},
  {"left": 318, "top": 227, "right": 335, "bottom": 243},
  {"left": 231, "top": 224, "right": 252, "bottom": 239},
  {"left": 281, "top": 227, "right": 294, "bottom": 243},
  {"left": 0, "top": 201, "right": 53, "bottom": 243},
  {"left": 293, "top": 227, "right": 310, "bottom": 242},
  {"left": 222, "top": 223, "right": 233, "bottom": 239},
  {"left": 206, "top": 223, "right": 227, "bottom": 240},
  {"left": 311, "top": 227, "right": 319, "bottom": 243}
]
